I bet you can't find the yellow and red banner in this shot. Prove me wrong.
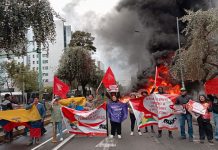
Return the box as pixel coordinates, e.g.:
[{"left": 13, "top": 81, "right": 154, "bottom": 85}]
[{"left": 0, "top": 105, "right": 41, "bottom": 122}]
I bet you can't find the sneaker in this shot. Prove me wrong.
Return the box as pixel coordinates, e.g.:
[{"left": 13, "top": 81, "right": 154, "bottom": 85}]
[
  {"left": 117, "top": 135, "right": 122, "bottom": 139},
  {"left": 208, "top": 140, "right": 214, "bottom": 143},
  {"left": 200, "top": 140, "right": 204, "bottom": 143},
  {"left": 189, "top": 137, "right": 193, "bottom": 142},
  {"left": 169, "top": 134, "right": 173, "bottom": 139},
  {"left": 51, "top": 140, "right": 58, "bottom": 143},
  {"left": 35, "top": 140, "right": 40, "bottom": 144},
  {"left": 130, "top": 132, "right": 134, "bottom": 136},
  {"left": 180, "top": 136, "right": 186, "bottom": 140},
  {"left": 138, "top": 132, "right": 142, "bottom": 136},
  {"left": 27, "top": 142, "right": 33, "bottom": 146},
  {"left": 157, "top": 134, "right": 162, "bottom": 138},
  {"left": 109, "top": 135, "right": 114, "bottom": 138},
  {"left": 60, "top": 138, "right": 64, "bottom": 141}
]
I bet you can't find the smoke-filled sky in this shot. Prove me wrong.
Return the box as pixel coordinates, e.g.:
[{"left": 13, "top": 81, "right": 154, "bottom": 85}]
[{"left": 49, "top": 0, "right": 216, "bottom": 87}]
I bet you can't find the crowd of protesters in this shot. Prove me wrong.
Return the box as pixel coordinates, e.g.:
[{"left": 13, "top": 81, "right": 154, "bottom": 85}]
[
  {"left": 125, "top": 86, "right": 218, "bottom": 144},
  {"left": 1, "top": 87, "right": 218, "bottom": 146}
]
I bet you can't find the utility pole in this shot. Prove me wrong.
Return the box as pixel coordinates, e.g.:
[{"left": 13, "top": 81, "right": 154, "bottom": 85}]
[
  {"left": 22, "top": 55, "right": 25, "bottom": 104},
  {"left": 176, "top": 17, "right": 185, "bottom": 89},
  {"left": 37, "top": 44, "right": 43, "bottom": 99}
]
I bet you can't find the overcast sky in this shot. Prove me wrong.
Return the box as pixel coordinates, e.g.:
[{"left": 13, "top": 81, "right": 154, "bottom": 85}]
[{"left": 48, "top": 0, "right": 133, "bottom": 86}]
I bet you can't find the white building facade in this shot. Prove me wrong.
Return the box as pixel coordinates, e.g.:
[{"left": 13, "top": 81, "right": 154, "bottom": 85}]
[{"left": 0, "top": 20, "right": 71, "bottom": 90}]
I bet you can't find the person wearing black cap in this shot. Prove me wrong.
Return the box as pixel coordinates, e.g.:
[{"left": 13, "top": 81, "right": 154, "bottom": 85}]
[{"left": 175, "top": 88, "right": 193, "bottom": 142}]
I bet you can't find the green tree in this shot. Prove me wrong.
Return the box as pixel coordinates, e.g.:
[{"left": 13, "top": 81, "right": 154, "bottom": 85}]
[
  {"left": 76, "top": 50, "right": 96, "bottom": 96},
  {"left": 171, "top": 9, "right": 218, "bottom": 82},
  {"left": 57, "top": 47, "right": 79, "bottom": 88},
  {"left": 57, "top": 46, "right": 98, "bottom": 96},
  {"left": 69, "top": 31, "right": 96, "bottom": 52},
  {"left": 0, "top": 0, "right": 56, "bottom": 55},
  {"left": 0, "top": 60, "right": 38, "bottom": 92}
]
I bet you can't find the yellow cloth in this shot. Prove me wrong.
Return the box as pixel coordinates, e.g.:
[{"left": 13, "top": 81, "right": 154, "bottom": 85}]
[
  {"left": 59, "top": 97, "right": 86, "bottom": 106},
  {"left": 0, "top": 105, "right": 41, "bottom": 122}
]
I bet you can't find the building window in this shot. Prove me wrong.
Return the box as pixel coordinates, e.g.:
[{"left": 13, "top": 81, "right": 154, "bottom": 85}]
[
  {"left": 43, "top": 73, "right": 48, "bottom": 76},
  {"left": 33, "top": 67, "right": 35, "bottom": 71},
  {"left": 37, "top": 61, "right": 38, "bottom": 64},
  {"left": 33, "top": 61, "right": 35, "bottom": 64},
  {"left": 43, "top": 60, "right": 48, "bottom": 64},
  {"left": 33, "top": 55, "right": 35, "bottom": 58},
  {"left": 42, "top": 54, "right": 48, "bottom": 58},
  {"left": 43, "top": 66, "right": 49, "bottom": 70},
  {"left": 43, "top": 79, "right": 49, "bottom": 82},
  {"left": 36, "top": 67, "right": 38, "bottom": 70},
  {"left": 37, "top": 54, "right": 39, "bottom": 58}
]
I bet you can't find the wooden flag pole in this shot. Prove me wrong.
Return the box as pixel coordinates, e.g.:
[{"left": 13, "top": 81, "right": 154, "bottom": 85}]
[
  {"left": 154, "top": 66, "right": 157, "bottom": 87},
  {"left": 96, "top": 81, "right": 103, "bottom": 95}
]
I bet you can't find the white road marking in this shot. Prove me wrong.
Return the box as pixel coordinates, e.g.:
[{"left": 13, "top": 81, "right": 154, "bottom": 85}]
[
  {"left": 52, "top": 134, "right": 75, "bottom": 150},
  {"left": 31, "top": 129, "right": 67, "bottom": 150},
  {"left": 96, "top": 137, "right": 116, "bottom": 150}
]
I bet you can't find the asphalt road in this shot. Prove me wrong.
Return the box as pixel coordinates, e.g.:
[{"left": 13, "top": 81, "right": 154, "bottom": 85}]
[{"left": 0, "top": 119, "right": 218, "bottom": 150}]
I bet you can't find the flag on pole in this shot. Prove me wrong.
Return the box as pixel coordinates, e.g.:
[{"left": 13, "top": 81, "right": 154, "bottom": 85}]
[
  {"left": 154, "top": 66, "right": 162, "bottom": 86},
  {"left": 205, "top": 78, "right": 218, "bottom": 94},
  {"left": 102, "top": 67, "right": 116, "bottom": 88},
  {"left": 53, "top": 76, "right": 70, "bottom": 98}
]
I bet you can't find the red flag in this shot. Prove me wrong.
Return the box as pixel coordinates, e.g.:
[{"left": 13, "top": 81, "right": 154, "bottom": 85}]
[
  {"left": 53, "top": 76, "right": 70, "bottom": 98},
  {"left": 102, "top": 67, "right": 116, "bottom": 88},
  {"left": 205, "top": 78, "right": 218, "bottom": 94},
  {"left": 154, "top": 66, "right": 162, "bottom": 86}
]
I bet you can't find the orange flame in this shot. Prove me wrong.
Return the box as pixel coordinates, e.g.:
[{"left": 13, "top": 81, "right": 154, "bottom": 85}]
[{"left": 145, "top": 65, "right": 181, "bottom": 95}]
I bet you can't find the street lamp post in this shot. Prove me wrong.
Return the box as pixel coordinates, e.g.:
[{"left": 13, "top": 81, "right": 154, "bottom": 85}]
[{"left": 176, "top": 17, "right": 185, "bottom": 89}]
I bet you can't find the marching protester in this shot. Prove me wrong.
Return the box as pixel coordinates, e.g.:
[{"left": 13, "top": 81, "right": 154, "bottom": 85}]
[
  {"left": 1, "top": 94, "right": 13, "bottom": 142},
  {"left": 50, "top": 96, "right": 63, "bottom": 143},
  {"left": 208, "top": 94, "right": 218, "bottom": 141},
  {"left": 141, "top": 90, "right": 155, "bottom": 133},
  {"left": 175, "top": 88, "right": 193, "bottom": 142},
  {"left": 195, "top": 95, "right": 213, "bottom": 143},
  {"left": 40, "top": 98, "right": 47, "bottom": 136},
  {"left": 107, "top": 93, "right": 128, "bottom": 139},
  {"left": 129, "top": 93, "right": 142, "bottom": 136},
  {"left": 26, "top": 97, "right": 46, "bottom": 145},
  {"left": 84, "top": 94, "right": 96, "bottom": 110},
  {"left": 155, "top": 87, "right": 173, "bottom": 138}
]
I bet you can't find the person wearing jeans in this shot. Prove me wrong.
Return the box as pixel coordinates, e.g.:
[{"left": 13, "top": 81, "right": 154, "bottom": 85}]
[
  {"left": 175, "top": 88, "right": 193, "bottom": 142},
  {"left": 50, "top": 97, "right": 63, "bottom": 143},
  {"left": 214, "top": 113, "right": 218, "bottom": 140},
  {"left": 208, "top": 94, "right": 218, "bottom": 141}
]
